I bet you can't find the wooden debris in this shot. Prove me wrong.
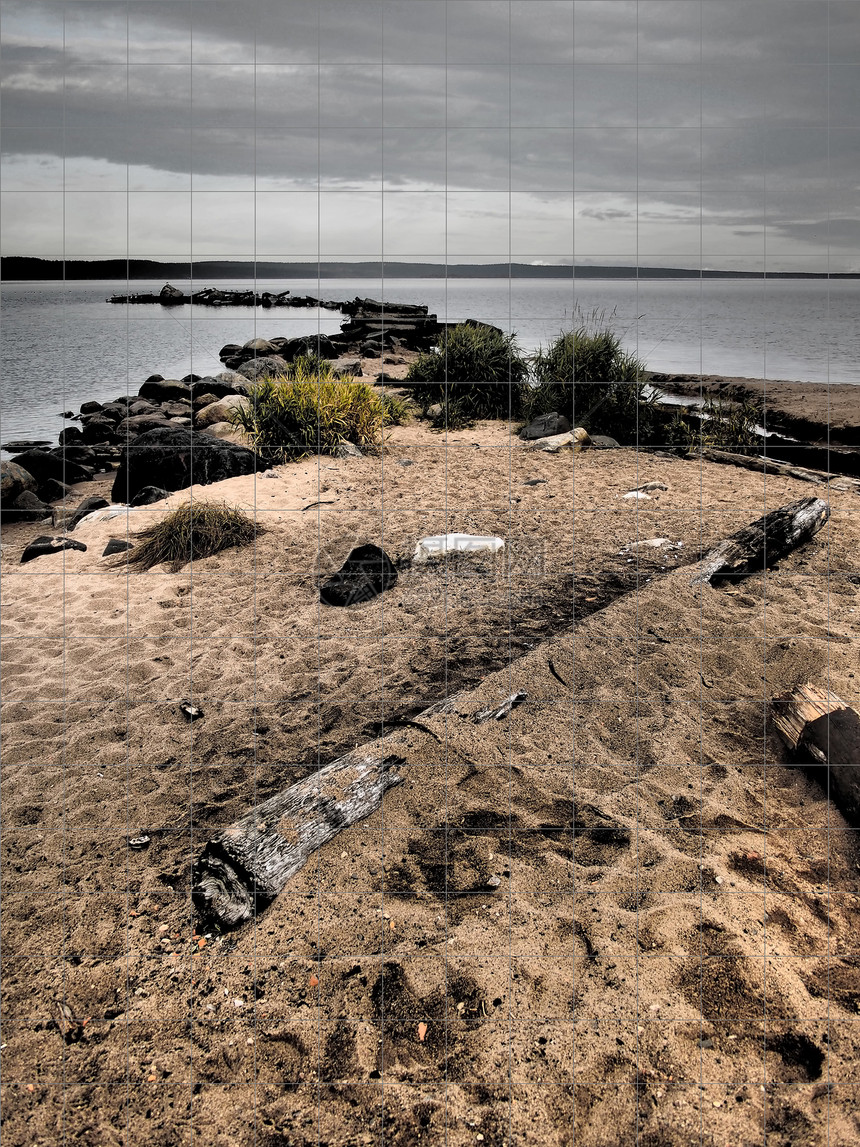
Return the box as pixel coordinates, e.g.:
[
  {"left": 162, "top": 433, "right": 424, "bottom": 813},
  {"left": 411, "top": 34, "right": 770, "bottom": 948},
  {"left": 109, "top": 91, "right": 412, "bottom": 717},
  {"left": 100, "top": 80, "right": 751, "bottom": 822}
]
[
  {"left": 690, "top": 496, "right": 829, "bottom": 585},
  {"left": 696, "top": 447, "right": 860, "bottom": 492},
  {"left": 775, "top": 683, "right": 860, "bottom": 830},
  {"left": 772, "top": 683, "right": 860, "bottom": 825},
  {"left": 475, "top": 691, "right": 528, "bottom": 723}
]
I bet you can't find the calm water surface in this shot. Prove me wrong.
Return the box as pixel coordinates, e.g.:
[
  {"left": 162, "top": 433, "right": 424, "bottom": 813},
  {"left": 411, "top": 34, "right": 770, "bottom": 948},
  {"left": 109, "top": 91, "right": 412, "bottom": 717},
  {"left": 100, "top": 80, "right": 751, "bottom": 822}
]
[{"left": 2, "top": 277, "right": 858, "bottom": 449}]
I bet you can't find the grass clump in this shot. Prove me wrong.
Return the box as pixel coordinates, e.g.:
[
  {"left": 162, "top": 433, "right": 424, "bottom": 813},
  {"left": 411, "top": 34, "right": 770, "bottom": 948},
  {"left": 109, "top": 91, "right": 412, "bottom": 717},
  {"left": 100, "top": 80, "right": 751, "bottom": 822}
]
[
  {"left": 232, "top": 355, "right": 405, "bottom": 462},
  {"left": 530, "top": 322, "right": 659, "bottom": 442},
  {"left": 122, "top": 501, "right": 262, "bottom": 572},
  {"left": 406, "top": 323, "right": 530, "bottom": 419},
  {"left": 672, "top": 397, "right": 761, "bottom": 452}
]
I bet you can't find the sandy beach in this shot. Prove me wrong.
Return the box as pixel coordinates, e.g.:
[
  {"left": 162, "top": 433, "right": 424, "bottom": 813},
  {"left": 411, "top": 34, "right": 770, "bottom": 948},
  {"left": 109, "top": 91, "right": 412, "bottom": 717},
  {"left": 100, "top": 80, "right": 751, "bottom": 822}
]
[{"left": 2, "top": 410, "right": 860, "bottom": 1145}]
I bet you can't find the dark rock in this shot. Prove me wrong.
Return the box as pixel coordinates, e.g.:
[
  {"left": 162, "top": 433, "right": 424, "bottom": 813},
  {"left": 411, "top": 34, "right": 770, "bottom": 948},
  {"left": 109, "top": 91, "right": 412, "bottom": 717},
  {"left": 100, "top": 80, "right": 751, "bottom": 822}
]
[
  {"left": 159, "top": 283, "right": 185, "bottom": 303},
  {"left": 181, "top": 373, "right": 203, "bottom": 384},
  {"left": 237, "top": 355, "right": 291, "bottom": 382},
  {"left": 38, "top": 478, "right": 76, "bottom": 503},
  {"left": 68, "top": 495, "right": 111, "bottom": 530},
  {"left": 144, "top": 374, "right": 164, "bottom": 384},
  {"left": 21, "top": 535, "right": 87, "bottom": 563},
  {"left": 127, "top": 400, "right": 159, "bottom": 417},
  {"left": 81, "top": 419, "right": 118, "bottom": 444},
  {"left": 112, "top": 427, "right": 265, "bottom": 503},
  {"left": 9, "top": 450, "right": 93, "bottom": 486},
  {"left": 53, "top": 446, "right": 96, "bottom": 468},
  {"left": 520, "top": 412, "right": 572, "bottom": 441},
  {"left": 0, "top": 439, "right": 52, "bottom": 451},
  {"left": 218, "top": 343, "right": 243, "bottom": 362},
  {"left": 138, "top": 378, "right": 192, "bottom": 403},
  {"left": 58, "top": 426, "right": 84, "bottom": 445},
  {"left": 189, "top": 379, "right": 240, "bottom": 400},
  {"left": 130, "top": 485, "right": 170, "bottom": 506},
  {"left": 80, "top": 400, "right": 103, "bottom": 416},
  {"left": 281, "top": 334, "right": 339, "bottom": 362},
  {"left": 319, "top": 544, "right": 398, "bottom": 607},
  {"left": 589, "top": 434, "right": 622, "bottom": 449},
  {"left": 60, "top": 410, "right": 75, "bottom": 419},
  {"left": 97, "top": 403, "right": 127, "bottom": 422},
  {"left": 161, "top": 401, "right": 194, "bottom": 417},
  {"left": 116, "top": 414, "right": 177, "bottom": 438},
  {"left": 1, "top": 460, "right": 39, "bottom": 502},
  {"left": 103, "top": 538, "right": 134, "bottom": 556},
  {"left": 5, "top": 490, "right": 52, "bottom": 523}
]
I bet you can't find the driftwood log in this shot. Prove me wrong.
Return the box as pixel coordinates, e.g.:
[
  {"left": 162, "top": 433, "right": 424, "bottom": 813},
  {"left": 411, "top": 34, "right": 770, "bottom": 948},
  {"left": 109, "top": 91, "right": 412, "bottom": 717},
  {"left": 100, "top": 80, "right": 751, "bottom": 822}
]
[
  {"left": 772, "top": 684, "right": 860, "bottom": 824},
  {"left": 192, "top": 695, "right": 462, "bottom": 927},
  {"left": 690, "top": 496, "right": 830, "bottom": 585},
  {"left": 698, "top": 448, "right": 860, "bottom": 492},
  {"left": 193, "top": 499, "right": 831, "bottom": 927}
]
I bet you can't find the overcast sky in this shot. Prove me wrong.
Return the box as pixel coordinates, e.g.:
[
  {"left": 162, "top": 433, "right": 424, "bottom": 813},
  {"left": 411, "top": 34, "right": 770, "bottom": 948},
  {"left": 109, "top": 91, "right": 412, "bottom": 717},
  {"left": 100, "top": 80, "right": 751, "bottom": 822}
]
[{"left": 1, "top": 0, "right": 858, "bottom": 271}]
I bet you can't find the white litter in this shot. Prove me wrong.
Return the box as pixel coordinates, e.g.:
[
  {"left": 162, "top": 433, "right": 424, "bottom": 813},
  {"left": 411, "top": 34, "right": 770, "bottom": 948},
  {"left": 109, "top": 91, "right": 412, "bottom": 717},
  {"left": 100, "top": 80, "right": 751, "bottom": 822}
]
[
  {"left": 412, "top": 533, "right": 505, "bottom": 563},
  {"left": 74, "top": 506, "right": 144, "bottom": 527},
  {"left": 621, "top": 491, "right": 651, "bottom": 501}
]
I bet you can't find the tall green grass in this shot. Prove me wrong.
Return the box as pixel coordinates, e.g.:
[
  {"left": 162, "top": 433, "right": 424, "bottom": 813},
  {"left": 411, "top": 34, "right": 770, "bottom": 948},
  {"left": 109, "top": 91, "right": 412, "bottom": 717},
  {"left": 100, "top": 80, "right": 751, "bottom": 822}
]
[
  {"left": 231, "top": 356, "right": 408, "bottom": 462},
  {"left": 406, "top": 323, "right": 530, "bottom": 419}
]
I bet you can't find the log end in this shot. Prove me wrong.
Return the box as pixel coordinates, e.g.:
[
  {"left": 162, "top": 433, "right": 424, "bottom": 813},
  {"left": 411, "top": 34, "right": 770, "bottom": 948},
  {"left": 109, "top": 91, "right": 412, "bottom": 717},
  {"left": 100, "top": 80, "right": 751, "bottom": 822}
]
[{"left": 191, "top": 843, "right": 261, "bottom": 929}]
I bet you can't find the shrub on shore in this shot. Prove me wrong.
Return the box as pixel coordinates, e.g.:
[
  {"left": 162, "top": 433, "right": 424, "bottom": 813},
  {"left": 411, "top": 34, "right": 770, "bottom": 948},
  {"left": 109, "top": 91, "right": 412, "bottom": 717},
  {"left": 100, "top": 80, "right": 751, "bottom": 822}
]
[
  {"left": 120, "top": 501, "right": 262, "bottom": 571},
  {"left": 529, "top": 326, "right": 664, "bottom": 442},
  {"left": 231, "top": 356, "right": 407, "bottom": 462},
  {"left": 406, "top": 323, "right": 530, "bottom": 419}
]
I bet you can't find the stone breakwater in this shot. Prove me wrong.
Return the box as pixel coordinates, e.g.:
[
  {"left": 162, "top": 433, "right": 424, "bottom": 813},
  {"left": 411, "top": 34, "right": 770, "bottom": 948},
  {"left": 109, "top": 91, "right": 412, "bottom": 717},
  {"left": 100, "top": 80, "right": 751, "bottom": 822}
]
[{"left": 111, "top": 287, "right": 448, "bottom": 359}]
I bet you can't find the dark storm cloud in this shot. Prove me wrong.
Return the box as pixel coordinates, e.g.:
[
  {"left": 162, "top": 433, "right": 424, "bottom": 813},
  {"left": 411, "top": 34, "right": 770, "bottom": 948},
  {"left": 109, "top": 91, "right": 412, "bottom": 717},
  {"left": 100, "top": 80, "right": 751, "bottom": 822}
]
[{"left": 1, "top": 0, "right": 859, "bottom": 266}]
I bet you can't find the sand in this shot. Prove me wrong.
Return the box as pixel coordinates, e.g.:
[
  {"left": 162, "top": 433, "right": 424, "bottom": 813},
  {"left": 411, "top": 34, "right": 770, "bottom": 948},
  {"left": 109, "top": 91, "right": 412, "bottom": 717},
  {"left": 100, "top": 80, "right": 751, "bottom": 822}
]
[{"left": 2, "top": 419, "right": 860, "bottom": 1146}]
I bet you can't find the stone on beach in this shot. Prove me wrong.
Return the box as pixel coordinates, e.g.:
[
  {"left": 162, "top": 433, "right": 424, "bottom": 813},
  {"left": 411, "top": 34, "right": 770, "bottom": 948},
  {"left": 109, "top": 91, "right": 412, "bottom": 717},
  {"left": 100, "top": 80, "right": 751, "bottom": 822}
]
[
  {"left": 195, "top": 395, "right": 251, "bottom": 428},
  {"left": 20, "top": 535, "right": 87, "bottom": 564},
  {"left": 111, "top": 426, "right": 264, "bottom": 503},
  {"left": 138, "top": 378, "right": 192, "bottom": 403},
  {"left": 520, "top": 412, "right": 572, "bottom": 441},
  {"left": 1, "top": 460, "right": 39, "bottom": 502}
]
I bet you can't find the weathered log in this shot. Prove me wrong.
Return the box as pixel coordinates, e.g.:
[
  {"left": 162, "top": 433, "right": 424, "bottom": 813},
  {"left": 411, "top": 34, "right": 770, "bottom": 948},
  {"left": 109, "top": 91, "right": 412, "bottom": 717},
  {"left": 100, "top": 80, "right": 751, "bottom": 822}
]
[
  {"left": 771, "top": 684, "right": 860, "bottom": 824},
  {"left": 690, "top": 496, "right": 830, "bottom": 585},
  {"left": 192, "top": 694, "right": 463, "bottom": 928},
  {"left": 697, "top": 448, "right": 860, "bottom": 492}
]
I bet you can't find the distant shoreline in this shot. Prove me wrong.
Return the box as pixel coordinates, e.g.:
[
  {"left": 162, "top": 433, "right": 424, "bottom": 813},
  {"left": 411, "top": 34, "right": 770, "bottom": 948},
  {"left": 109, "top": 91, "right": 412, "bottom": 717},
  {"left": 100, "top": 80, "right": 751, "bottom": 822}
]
[{"left": 3, "top": 257, "right": 859, "bottom": 282}]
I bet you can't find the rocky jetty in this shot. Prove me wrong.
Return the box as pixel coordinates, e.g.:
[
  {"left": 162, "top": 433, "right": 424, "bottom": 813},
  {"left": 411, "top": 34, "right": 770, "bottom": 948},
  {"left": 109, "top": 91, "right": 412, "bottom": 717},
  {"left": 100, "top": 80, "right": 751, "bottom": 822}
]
[{"left": 109, "top": 283, "right": 343, "bottom": 309}]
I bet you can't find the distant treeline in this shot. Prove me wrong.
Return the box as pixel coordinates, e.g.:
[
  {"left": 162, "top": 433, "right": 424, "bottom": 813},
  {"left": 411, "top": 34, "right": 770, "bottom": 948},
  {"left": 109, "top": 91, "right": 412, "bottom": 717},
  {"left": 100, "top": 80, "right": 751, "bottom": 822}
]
[{"left": 2, "top": 257, "right": 855, "bottom": 282}]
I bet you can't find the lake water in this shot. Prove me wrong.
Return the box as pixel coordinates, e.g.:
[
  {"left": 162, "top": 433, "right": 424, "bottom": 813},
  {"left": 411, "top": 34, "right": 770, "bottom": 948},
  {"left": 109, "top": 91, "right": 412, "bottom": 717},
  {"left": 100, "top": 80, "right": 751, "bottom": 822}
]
[{"left": 2, "top": 276, "right": 858, "bottom": 451}]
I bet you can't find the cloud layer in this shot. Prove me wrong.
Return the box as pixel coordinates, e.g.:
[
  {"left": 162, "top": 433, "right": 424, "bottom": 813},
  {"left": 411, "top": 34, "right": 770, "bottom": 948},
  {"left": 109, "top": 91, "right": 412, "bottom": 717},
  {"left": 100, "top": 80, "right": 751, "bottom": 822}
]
[{"left": 2, "top": 0, "right": 858, "bottom": 269}]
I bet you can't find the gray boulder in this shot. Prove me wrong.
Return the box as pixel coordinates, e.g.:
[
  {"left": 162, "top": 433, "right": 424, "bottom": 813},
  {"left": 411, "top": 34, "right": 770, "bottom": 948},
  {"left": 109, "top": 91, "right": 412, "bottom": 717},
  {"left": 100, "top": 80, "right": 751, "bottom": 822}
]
[
  {"left": 112, "top": 426, "right": 266, "bottom": 503},
  {"left": 116, "top": 414, "right": 176, "bottom": 438},
  {"left": 1, "top": 460, "right": 38, "bottom": 502},
  {"left": 195, "top": 395, "right": 251, "bottom": 428},
  {"left": 589, "top": 434, "right": 622, "bottom": 449},
  {"left": 79, "top": 400, "right": 103, "bottom": 416},
  {"left": 237, "top": 355, "right": 291, "bottom": 382},
  {"left": 242, "top": 337, "right": 278, "bottom": 354},
  {"left": 520, "top": 412, "right": 572, "bottom": 441}
]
